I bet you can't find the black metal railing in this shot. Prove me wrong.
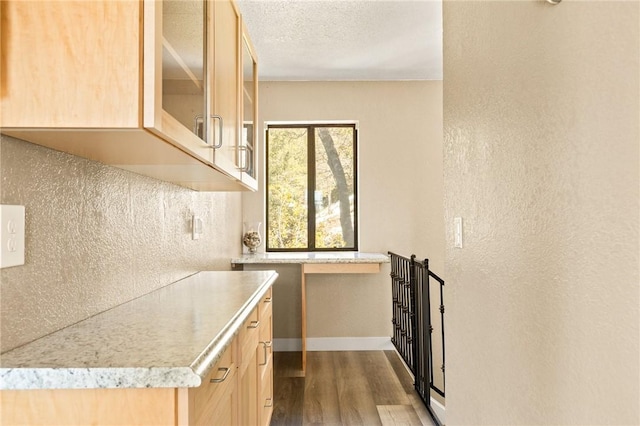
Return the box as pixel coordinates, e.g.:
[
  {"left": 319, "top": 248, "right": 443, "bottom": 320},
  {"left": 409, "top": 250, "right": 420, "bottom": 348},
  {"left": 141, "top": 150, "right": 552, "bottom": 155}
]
[
  {"left": 389, "top": 252, "right": 415, "bottom": 370},
  {"left": 389, "top": 251, "right": 445, "bottom": 426}
]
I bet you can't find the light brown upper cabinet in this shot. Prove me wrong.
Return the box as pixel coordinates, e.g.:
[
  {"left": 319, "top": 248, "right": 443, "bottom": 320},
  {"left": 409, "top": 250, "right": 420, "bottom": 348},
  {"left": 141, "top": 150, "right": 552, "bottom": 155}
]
[
  {"left": 240, "top": 21, "right": 259, "bottom": 191},
  {"left": 145, "top": 0, "right": 213, "bottom": 167},
  {"left": 211, "top": 0, "right": 243, "bottom": 183},
  {"left": 0, "top": 0, "right": 256, "bottom": 192}
]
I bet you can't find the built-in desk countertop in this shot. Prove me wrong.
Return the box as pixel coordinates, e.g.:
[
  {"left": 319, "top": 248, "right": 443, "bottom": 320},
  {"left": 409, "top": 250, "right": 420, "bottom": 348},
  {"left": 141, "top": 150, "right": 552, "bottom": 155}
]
[
  {"left": 231, "top": 252, "right": 389, "bottom": 265},
  {"left": 231, "top": 252, "right": 389, "bottom": 372}
]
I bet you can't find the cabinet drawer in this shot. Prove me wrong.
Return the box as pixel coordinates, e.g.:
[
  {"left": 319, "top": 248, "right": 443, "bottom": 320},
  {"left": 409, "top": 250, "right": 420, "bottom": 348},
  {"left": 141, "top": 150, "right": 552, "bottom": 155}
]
[
  {"left": 258, "top": 346, "right": 272, "bottom": 389},
  {"left": 259, "top": 302, "right": 272, "bottom": 343},
  {"left": 239, "top": 307, "right": 260, "bottom": 373},
  {"left": 190, "top": 343, "right": 236, "bottom": 425},
  {"left": 259, "top": 369, "right": 274, "bottom": 426},
  {"left": 259, "top": 288, "right": 273, "bottom": 319},
  {"left": 258, "top": 293, "right": 272, "bottom": 395},
  {"left": 239, "top": 306, "right": 259, "bottom": 348},
  {"left": 258, "top": 306, "right": 272, "bottom": 376}
]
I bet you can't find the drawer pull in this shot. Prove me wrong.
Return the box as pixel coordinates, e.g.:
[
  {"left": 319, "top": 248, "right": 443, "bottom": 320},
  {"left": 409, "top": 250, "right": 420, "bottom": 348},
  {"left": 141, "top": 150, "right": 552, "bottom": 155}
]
[
  {"left": 263, "top": 297, "right": 272, "bottom": 303},
  {"left": 210, "top": 367, "right": 231, "bottom": 383},
  {"left": 259, "top": 341, "right": 272, "bottom": 366},
  {"left": 247, "top": 320, "right": 260, "bottom": 329},
  {"left": 265, "top": 398, "right": 273, "bottom": 408}
]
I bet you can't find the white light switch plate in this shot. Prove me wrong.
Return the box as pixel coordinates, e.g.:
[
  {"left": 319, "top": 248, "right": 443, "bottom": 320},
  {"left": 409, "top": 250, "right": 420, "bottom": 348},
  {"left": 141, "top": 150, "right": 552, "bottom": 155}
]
[
  {"left": 0, "top": 205, "right": 25, "bottom": 268},
  {"left": 454, "top": 217, "right": 463, "bottom": 248},
  {"left": 192, "top": 215, "right": 203, "bottom": 240}
]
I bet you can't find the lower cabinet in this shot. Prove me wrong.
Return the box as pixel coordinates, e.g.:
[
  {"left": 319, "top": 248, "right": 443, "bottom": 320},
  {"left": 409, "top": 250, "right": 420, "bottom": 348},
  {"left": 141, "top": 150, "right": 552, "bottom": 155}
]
[
  {"left": 0, "top": 289, "right": 274, "bottom": 426},
  {"left": 239, "top": 299, "right": 260, "bottom": 426},
  {"left": 239, "top": 286, "right": 273, "bottom": 426},
  {"left": 258, "top": 291, "right": 274, "bottom": 426},
  {"left": 187, "top": 287, "right": 272, "bottom": 426},
  {"left": 188, "top": 341, "right": 237, "bottom": 425}
]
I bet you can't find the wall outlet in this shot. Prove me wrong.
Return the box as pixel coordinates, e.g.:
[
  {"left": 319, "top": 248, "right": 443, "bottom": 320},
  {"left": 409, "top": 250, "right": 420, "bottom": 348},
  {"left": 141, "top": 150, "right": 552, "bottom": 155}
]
[{"left": 0, "top": 205, "right": 26, "bottom": 268}]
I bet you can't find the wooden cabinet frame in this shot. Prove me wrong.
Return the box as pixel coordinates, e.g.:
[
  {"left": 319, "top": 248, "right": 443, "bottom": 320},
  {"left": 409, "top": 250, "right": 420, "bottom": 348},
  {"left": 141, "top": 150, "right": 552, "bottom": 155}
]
[
  {"left": 0, "top": 0, "right": 257, "bottom": 192},
  {"left": 239, "top": 20, "right": 259, "bottom": 191}
]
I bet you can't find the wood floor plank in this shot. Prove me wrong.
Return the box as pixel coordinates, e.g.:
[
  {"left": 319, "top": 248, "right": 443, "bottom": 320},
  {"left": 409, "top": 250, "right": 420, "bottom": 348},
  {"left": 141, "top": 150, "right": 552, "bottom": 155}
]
[
  {"left": 384, "top": 351, "right": 440, "bottom": 426},
  {"left": 333, "top": 352, "right": 383, "bottom": 425},
  {"left": 271, "top": 376, "right": 305, "bottom": 426},
  {"left": 407, "top": 392, "right": 436, "bottom": 426},
  {"left": 273, "top": 350, "right": 439, "bottom": 426},
  {"left": 377, "top": 405, "right": 424, "bottom": 425},
  {"left": 361, "top": 351, "right": 411, "bottom": 406},
  {"left": 384, "top": 350, "right": 415, "bottom": 394},
  {"left": 303, "top": 352, "right": 341, "bottom": 425},
  {"left": 275, "top": 351, "right": 305, "bottom": 378}
]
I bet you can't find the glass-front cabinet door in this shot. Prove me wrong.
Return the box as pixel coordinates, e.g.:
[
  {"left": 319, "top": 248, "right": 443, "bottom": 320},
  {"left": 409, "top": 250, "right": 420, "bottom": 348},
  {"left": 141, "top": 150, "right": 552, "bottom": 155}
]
[
  {"left": 143, "top": 0, "right": 214, "bottom": 165},
  {"left": 162, "top": 0, "right": 206, "bottom": 141},
  {"left": 240, "top": 22, "right": 258, "bottom": 190},
  {"left": 210, "top": 0, "right": 242, "bottom": 182},
  {"left": 142, "top": 0, "right": 255, "bottom": 188}
]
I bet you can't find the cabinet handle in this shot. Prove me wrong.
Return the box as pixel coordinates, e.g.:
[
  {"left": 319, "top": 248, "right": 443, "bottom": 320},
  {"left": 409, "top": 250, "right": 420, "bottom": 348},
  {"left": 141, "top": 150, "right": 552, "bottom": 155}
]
[
  {"left": 210, "top": 367, "right": 230, "bottom": 383},
  {"left": 264, "top": 398, "right": 273, "bottom": 408},
  {"left": 238, "top": 146, "right": 249, "bottom": 172},
  {"left": 193, "top": 114, "right": 204, "bottom": 138},
  {"left": 247, "top": 320, "right": 260, "bottom": 329},
  {"left": 263, "top": 297, "right": 272, "bottom": 304},
  {"left": 259, "top": 341, "right": 272, "bottom": 366},
  {"left": 210, "top": 115, "right": 223, "bottom": 149}
]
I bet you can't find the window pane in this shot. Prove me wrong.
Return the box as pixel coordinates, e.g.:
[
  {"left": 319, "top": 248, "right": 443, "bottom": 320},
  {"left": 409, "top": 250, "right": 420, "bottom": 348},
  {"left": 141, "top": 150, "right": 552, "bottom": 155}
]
[
  {"left": 267, "top": 128, "right": 308, "bottom": 249},
  {"left": 314, "top": 127, "right": 355, "bottom": 248}
]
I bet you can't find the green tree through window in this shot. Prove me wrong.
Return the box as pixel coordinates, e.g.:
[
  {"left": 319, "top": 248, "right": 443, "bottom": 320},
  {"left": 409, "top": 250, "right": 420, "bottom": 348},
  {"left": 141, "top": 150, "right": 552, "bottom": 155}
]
[{"left": 266, "top": 123, "right": 358, "bottom": 251}]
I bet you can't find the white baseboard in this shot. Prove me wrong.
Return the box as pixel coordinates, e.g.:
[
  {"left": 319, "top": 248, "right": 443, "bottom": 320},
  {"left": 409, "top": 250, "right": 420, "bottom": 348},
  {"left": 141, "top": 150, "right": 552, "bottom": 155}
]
[
  {"left": 273, "top": 337, "right": 394, "bottom": 352},
  {"left": 431, "top": 397, "right": 446, "bottom": 424}
]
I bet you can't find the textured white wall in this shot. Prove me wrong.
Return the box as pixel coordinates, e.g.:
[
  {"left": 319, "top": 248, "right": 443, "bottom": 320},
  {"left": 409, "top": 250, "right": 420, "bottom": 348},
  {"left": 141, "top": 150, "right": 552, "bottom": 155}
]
[
  {"left": 0, "top": 135, "right": 242, "bottom": 353},
  {"left": 444, "top": 1, "right": 639, "bottom": 424},
  {"left": 242, "top": 81, "right": 445, "bottom": 341}
]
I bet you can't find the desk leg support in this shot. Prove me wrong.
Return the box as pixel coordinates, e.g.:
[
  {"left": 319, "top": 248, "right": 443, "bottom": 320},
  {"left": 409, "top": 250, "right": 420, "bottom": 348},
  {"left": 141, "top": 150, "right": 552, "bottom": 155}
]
[
  {"left": 301, "top": 266, "right": 307, "bottom": 374},
  {"left": 299, "top": 262, "right": 380, "bottom": 375}
]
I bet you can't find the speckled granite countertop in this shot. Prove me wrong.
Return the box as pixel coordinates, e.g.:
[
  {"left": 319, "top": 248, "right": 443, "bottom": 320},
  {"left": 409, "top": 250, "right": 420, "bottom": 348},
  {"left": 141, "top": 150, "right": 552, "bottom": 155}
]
[
  {"left": 231, "top": 252, "right": 389, "bottom": 265},
  {"left": 0, "top": 270, "right": 278, "bottom": 390}
]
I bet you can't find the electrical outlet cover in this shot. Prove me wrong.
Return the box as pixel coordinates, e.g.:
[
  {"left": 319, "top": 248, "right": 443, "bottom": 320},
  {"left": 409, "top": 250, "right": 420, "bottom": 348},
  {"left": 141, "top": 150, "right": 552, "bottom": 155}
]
[{"left": 0, "top": 205, "right": 26, "bottom": 268}]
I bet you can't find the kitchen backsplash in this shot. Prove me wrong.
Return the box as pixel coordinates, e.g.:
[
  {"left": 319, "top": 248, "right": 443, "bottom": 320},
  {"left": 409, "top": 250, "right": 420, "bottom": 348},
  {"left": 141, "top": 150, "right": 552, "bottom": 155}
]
[{"left": 0, "top": 135, "right": 242, "bottom": 352}]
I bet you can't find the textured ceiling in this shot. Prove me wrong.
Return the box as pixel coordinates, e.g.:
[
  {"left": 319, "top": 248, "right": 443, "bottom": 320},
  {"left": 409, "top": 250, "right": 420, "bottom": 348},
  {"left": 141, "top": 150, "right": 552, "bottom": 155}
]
[{"left": 235, "top": 0, "right": 443, "bottom": 81}]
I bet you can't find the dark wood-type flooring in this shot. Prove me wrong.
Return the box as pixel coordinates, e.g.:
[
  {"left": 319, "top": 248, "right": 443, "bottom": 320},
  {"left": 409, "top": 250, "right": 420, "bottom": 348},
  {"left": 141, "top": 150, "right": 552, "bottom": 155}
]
[{"left": 270, "top": 351, "right": 435, "bottom": 426}]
